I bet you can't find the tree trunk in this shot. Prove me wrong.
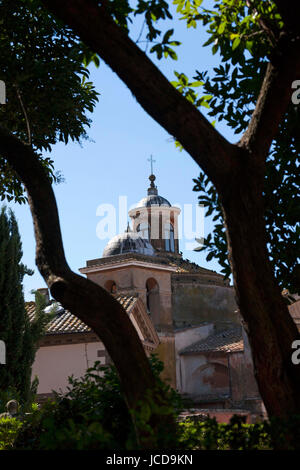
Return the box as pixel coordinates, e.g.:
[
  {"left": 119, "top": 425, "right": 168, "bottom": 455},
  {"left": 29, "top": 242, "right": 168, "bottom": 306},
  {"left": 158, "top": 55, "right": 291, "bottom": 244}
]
[
  {"left": 49, "top": 273, "right": 177, "bottom": 448},
  {"left": 31, "top": 0, "right": 300, "bottom": 420},
  {"left": 222, "top": 165, "right": 300, "bottom": 418},
  {"left": 0, "top": 127, "right": 176, "bottom": 449}
]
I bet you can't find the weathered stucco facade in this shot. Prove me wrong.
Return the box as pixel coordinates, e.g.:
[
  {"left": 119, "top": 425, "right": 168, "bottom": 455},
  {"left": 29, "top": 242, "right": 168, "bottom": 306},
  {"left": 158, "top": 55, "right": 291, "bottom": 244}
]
[
  {"left": 28, "top": 294, "right": 159, "bottom": 400},
  {"left": 171, "top": 274, "right": 239, "bottom": 329}
]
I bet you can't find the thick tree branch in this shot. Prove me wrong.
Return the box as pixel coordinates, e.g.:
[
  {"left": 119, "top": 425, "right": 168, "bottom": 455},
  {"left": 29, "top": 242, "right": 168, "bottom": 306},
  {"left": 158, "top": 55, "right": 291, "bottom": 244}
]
[
  {"left": 0, "top": 125, "right": 173, "bottom": 447},
  {"left": 240, "top": 33, "right": 300, "bottom": 157},
  {"left": 41, "top": 0, "right": 238, "bottom": 190},
  {"left": 41, "top": 0, "right": 300, "bottom": 187},
  {"left": 36, "top": 0, "right": 300, "bottom": 419},
  {"left": 221, "top": 175, "right": 300, "bottom": 417}
]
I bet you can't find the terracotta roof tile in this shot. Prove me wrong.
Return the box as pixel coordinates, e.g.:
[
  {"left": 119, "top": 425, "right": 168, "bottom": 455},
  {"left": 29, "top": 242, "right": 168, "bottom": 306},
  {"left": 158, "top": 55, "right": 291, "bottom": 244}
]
[
  {"left": 25, "top": 301, "right": 36, "bottom": 322},
  {"left": 25, "top": 294, "right": 137, "bottom": 336},
  {"left": 180, "top": 327, "right": 243, "bottom": 355}
]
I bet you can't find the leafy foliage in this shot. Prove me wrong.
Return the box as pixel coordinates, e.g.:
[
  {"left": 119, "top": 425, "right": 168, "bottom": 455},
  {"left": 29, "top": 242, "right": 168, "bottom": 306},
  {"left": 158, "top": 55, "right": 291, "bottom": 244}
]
[
  {"left": 14, "top": 355, "right": 183, "bottom": 450},
  {"left": 0, "top": 417, "right": 22, "bottom": 450},
  {"left": 173, "top": 0, "right": 283, "bottom": 55},
  {"left": 178, "top": 415, "right": 271, "bottom": 450},
  {"left": 10, "top": 396, "right": 300, "bottom": 450},
  {"left": 3, "top": 352, "right": 300, "bottom": 450},
  {"left": 170, "top": 71, "right": 212, "bottom": 107},
  {"left": 170, "top": 0, "right": 299, "bottom": 291},
  {"left": 96, "top": 0, "right": 181, "bottom": 60},
  {"left": 0, "top": 0, "right": 99, "bottom": 203},
  {"left": 102, "top": 0, "right": 299, "bottom": 291},
  {"left": 178, "top": 414, "right": 300, "bottom": 450}
]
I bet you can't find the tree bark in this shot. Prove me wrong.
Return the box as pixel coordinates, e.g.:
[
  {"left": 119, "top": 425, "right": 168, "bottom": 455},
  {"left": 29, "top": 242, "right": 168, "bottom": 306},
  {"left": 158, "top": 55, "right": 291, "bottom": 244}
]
[
  {"left": 0, "top": 126, "right": 176, "bottom": 448},
  {"left": 38, "top": 0, "right": 300, "bottom": 418},
  {"left": 221, "top": 159, "right": 300, "bottom": 417}
]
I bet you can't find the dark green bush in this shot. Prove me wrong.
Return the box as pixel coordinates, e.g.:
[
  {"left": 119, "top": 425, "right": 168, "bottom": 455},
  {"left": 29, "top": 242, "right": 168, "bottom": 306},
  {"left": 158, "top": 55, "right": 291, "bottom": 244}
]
[
  {"left": 7, "top": 354, "right": 300, "bottom": 450},
  {"left": 178, "top": 415, "right": 272, "bottom": 450},
  {"left": 178, "top": 414, "right": 300, "bottom": 450},
  {"left": 13, "top": 354, "right": 183, "bottom": 450},
  {"left": 0, "top": 417, "right": 22, "bottom": 449}
]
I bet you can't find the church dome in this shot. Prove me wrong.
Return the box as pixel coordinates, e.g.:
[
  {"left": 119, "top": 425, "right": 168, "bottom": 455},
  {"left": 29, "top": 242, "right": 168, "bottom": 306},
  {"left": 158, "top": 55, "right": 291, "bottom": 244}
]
[
  {"left": 102, "top": 230, "right": 155, "bottom": 257},
  {"left": 137, "top": 194, "right": 171, "bottom": 208}
]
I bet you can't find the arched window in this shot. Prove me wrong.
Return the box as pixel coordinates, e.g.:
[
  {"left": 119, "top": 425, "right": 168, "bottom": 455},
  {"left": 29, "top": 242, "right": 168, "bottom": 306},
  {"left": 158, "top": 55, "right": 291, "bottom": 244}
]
[
  {"left": 104, "top": 280, "right": 117, "bottom": 294},
  {"left": 136, "top": 222, "right": 150, "bottom": 240},
  {"left": 164, "top": 223, "right": 175, "bottom": 252}
]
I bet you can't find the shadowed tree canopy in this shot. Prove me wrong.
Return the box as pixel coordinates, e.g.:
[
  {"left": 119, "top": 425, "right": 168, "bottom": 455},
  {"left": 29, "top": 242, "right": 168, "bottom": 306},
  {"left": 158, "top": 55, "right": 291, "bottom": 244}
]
[
  {"left": 0, "top": 0, "right": 299, "bottom": 448},
  {"left": 0, "top": 0, "right": 177, "bottom": 448},
  {"left": 180, "top": 2, "right": 300, "bottom": 293},
  {"left": 36, "top": 0, "right": 300, "bottom": 421},
  {"left": 0, "top": 0, "right": 99, "bottom": 203}
]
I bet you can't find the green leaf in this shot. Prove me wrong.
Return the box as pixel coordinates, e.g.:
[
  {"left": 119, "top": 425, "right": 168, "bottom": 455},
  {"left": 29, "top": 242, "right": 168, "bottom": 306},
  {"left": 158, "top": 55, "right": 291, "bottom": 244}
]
[
  {"left": 232, "top": 37, "right": 241, "bottom": 50},
  {"left": 217, "top": 22, "right": 226, "bottom": 35}
]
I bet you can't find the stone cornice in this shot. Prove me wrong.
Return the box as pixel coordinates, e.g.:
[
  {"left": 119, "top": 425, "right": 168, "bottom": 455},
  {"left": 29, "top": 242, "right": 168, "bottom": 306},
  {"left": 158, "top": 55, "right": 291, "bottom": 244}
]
[{"left": 80, "top": 258, "right": 178, "bottom": 274}]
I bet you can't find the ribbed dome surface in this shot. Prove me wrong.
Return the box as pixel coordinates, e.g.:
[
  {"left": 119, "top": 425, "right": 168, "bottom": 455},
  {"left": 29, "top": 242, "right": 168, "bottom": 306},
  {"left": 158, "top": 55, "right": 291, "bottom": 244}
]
[
  {"left": 102, "top": 231, "right": 155, "bottom": 257},
  {"left": 137, "top": 194, "right": 171, "bottom": 208}
]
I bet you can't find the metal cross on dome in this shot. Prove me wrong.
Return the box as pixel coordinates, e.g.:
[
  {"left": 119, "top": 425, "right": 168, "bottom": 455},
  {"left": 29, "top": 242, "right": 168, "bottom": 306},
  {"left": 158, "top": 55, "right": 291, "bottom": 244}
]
[{"left": 147, "top": 155, "right": 156, "bottom": 175}]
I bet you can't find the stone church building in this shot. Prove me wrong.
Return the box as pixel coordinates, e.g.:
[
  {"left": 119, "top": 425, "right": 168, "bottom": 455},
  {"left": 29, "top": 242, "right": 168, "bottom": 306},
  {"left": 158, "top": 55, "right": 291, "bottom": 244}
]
[{"left": 29, "top": 172, "right": 271, "bottom": 420}]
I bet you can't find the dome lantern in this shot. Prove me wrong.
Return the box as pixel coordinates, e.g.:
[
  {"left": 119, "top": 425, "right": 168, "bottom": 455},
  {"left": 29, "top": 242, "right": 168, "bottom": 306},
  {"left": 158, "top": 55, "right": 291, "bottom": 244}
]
[
  {"left": 147, "top": 174, "right": 158, "bottom": 196},
  {"left": 128, "top": 166, "right": 181, "bottom": 256}
]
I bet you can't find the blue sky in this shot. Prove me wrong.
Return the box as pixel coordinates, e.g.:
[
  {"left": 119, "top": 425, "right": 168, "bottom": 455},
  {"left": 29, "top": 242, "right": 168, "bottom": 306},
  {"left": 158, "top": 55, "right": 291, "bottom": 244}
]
[{"left": 9, "top": 4, "right": 237, "bottom": 301}]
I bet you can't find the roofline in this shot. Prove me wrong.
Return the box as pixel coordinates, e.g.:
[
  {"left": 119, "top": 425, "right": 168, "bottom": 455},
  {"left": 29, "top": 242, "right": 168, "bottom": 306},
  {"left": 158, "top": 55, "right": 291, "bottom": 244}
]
[
  {"left": 180, "top": 347, "right": 244, "bottom": 356},
  {"left": 80, "top": 259, "right": 178, "bottom": 274}
]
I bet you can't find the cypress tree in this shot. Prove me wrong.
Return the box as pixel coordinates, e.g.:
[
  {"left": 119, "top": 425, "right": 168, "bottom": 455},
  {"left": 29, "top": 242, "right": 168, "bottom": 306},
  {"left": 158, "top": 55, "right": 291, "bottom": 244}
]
[{"left": 0, "top": 206, "right": 47, "bottom": 404}]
